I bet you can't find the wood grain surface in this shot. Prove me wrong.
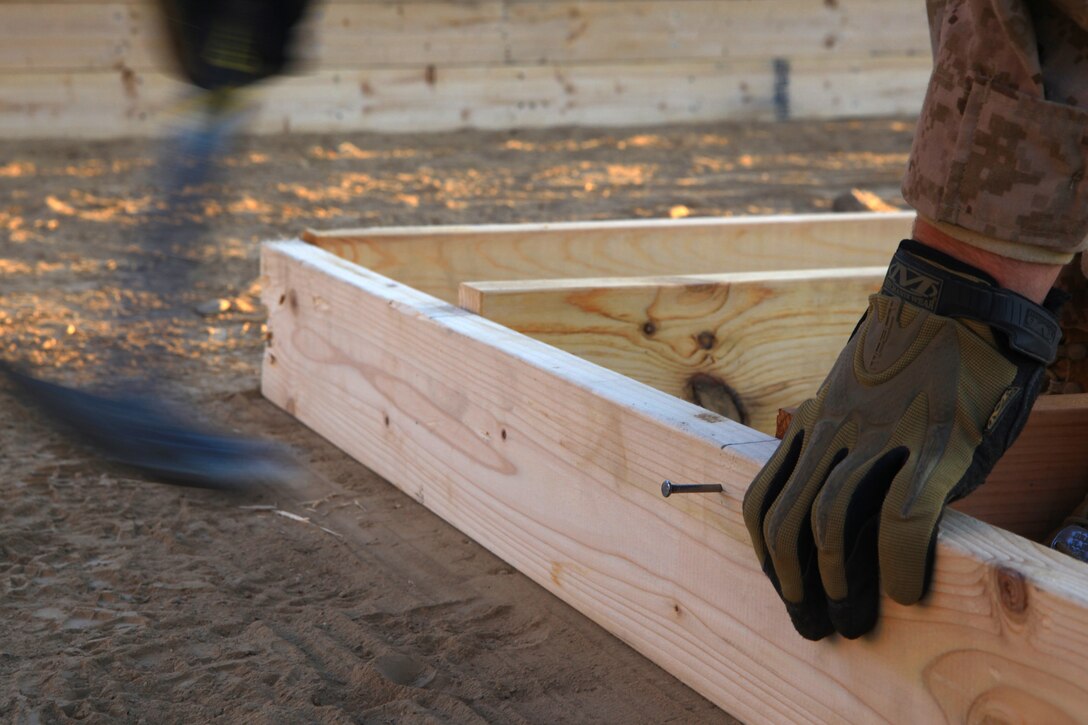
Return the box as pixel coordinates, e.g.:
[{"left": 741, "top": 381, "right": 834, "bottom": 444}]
[
  {"left": 306, "top": 212, "right": 914, "bottom": 303},
  {"left": 459, "top": 268, "right": 885, "bottom": 433},
  {"left": 0, "top": 1, "right": 931, "bottom": 137}
]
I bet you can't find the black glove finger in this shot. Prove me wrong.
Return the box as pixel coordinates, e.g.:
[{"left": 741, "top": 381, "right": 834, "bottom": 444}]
[
  {"left": 752, "top": 428, "right": 835, "bottom": 640},
  {"left": 879, "top": 454, "right": 954, "bottom": 606},
  {"left": 809, "top": 440, "right": 890, "bottom": 592},
  {"left": 742, "top": 420, "right": 806, "bottom": 565},
  {"left": 742, "top": 401, "right": 833, "bottom": 640},
  {"left": 761, "top": 423, "right": 856, "bottom": 640},
  {"left": 813, "top": 446, "right": 910, "bottom": 638}
]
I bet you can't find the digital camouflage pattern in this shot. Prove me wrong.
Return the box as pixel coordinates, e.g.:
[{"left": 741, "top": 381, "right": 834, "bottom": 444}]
[{"left": 904, "top": 0, "right": 1088, "bottom": 262}]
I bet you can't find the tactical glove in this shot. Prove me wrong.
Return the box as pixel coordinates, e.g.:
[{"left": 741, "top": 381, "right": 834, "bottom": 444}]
[{"left": 743, "top": 239, "right": 1063, "bottom": 640}]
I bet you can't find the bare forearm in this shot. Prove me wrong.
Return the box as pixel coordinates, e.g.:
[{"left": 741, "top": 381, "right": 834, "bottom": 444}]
[{"left": 912, "top": 217, "right": 1064, "bottom": 304}]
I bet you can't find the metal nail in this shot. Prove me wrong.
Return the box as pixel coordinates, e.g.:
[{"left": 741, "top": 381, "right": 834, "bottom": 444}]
[{"left": 660, "top": 480, "right": 724, "bottom": 498}]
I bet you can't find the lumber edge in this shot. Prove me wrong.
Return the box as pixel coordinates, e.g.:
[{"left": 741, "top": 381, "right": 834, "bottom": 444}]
[
  {"left": 301, "top": 212, "right": 916, "bottom": 304},
  {"left": 301, "top": 211, "right": 917, "bottom": 243}
]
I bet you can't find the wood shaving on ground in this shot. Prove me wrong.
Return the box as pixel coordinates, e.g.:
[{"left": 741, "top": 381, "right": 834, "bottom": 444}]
[
  {"left": 273, "top": 509, "right": 343, "bottom": 538},
  {"left": 238, "top": 505, "right": 344, "bottom": 538}
]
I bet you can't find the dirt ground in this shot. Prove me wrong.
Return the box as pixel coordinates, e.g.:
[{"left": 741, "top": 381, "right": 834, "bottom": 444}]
[{"left": 0, "top": 118, "right": 915, "bottom": 723}]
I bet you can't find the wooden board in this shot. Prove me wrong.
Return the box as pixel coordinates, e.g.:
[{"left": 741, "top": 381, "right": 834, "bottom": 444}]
[
  {"left": 0, "top": 1, "right": 929, "bottom": 71},
  {"left": 463, "top": 272, "right": 1088, "bottom": 540},
  {"left": 0, "top": 69, "right": 186, "bottom": 139},
  {"left": 305, "top": 1, "right": 509, "bottom": 69},
  {"left": 0, "top": 3, "right": 162, "bottom": 73},
  {"left": 0, "top": 1, "right": 931, "bottom": 136},
  {"left": 261, "top": 238, "right": 1088, "bottom": 724},
  {"left": 0, "top": 54, "right": 930, "bottom": 139},
  {"left": 307, "top": 211, "right": 914, "bottom": 303},
  {"left": 313, "top": 0, "right": 930, "bottom": 67},
  {"left": 459, "top": 268, "right": 886, "bottom": 434}
]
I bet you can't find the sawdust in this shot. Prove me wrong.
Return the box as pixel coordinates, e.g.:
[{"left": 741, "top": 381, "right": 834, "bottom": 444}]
[{"left": 0, "top": 118, "right": 915, "bottom": 722}]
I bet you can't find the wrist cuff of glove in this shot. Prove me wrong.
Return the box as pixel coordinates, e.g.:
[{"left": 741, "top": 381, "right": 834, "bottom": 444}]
[{"left": 883, "top": 240, "right": 1062, "bottom": 365}]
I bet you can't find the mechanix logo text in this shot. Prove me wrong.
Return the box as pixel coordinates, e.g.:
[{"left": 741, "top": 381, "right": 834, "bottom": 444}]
[
  {"left": 1024, "top": 308, "right": 1060, "bottom": 345},
  {"left": 883, "top": 261, "right": 941, "bottom": 311}
]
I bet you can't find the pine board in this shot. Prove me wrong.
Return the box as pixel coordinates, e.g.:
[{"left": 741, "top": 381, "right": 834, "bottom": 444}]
[
  {"left": 459, "top": 268, "right": 886, "bottom": 434},
  {"left": 306, "top": 212, "right": 915, "bottom": 303},
  {"left": 0, "top": 53, "right": 930, "bottom": 139},
  {"left": 0, "top": 1, "right": 928, "bottom": 72}
]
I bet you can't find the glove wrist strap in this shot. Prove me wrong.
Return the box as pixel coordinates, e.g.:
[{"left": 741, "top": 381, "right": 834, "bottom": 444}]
[{"left": 881, "top": 240, "right": 1061, "bottom": 365}]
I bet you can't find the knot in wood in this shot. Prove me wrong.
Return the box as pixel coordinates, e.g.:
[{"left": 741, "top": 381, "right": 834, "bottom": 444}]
[
  {"left": 642, "top": 321, "right": 656, "bottom": 336},
  {"left": 687, "top": 373, "right": 746, "bottom": 424},
  {"left": 696, "top": 331, "right": 716, "bottom": 350},
  {"left": 996, "top": 566, "right": 1028, "bottom": 617}
]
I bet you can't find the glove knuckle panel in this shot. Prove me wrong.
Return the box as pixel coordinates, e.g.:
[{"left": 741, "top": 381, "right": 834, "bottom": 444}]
[
  {"left": 763, "top": 435, "right": 854, "bottom": 603},
  {"left": 814, "top": 447, "right": 907, "bottom": 602},
  {"left": 878, "top": 468, "right": 944, "bottom": 605}
]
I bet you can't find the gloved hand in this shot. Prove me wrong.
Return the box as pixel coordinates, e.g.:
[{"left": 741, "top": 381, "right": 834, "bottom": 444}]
[{"left": 743, "top": 239, "right": 1064, "bottom": 640}]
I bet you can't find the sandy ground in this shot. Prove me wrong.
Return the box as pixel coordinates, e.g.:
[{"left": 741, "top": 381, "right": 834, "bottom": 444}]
[{"left": 0, "top": 118, "right": 915, "bottom": 723}]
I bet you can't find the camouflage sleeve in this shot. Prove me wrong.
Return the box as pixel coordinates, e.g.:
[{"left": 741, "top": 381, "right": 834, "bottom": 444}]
[{"left": 903, "top": 0, "right": 1088, "bottom": 263}]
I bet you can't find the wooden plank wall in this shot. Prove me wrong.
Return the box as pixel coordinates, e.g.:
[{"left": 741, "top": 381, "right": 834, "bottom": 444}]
[{"left": 0, "top": 0, "right": 932, "bottom": 138}]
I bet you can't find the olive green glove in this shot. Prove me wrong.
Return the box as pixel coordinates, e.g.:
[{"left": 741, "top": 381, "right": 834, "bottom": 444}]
[{"left": 743, "top": 239, "right": 1063, "bottom": 640}]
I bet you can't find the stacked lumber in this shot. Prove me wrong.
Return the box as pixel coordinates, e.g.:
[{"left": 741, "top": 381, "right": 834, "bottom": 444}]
[
  {"left": 0, "top": 0, "right": 932, "bottom": 138},
  {"left": 261, "top": 212, "right": 1088, "bottom": 723}
]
